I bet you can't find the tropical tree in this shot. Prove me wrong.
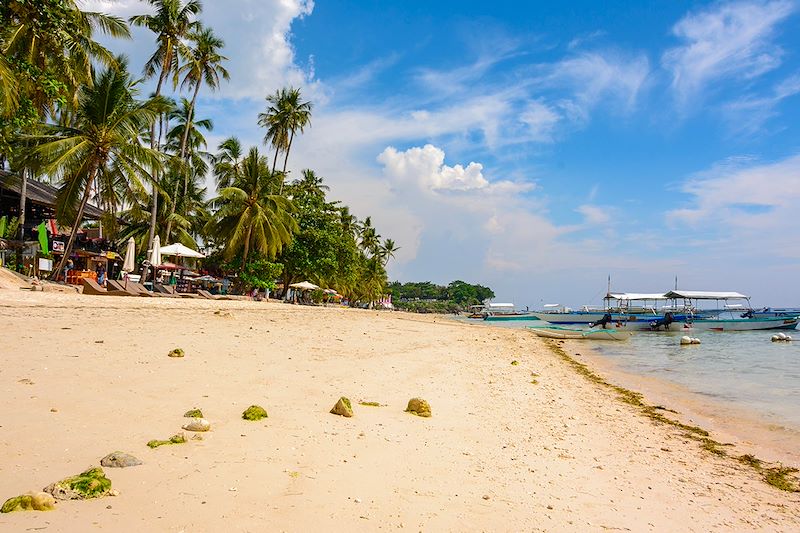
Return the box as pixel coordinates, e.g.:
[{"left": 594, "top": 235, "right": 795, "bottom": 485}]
[
  {"left": 257, "top": 87, "right": 311, "bottom": 190},
  {"left": 163, "top": 96, "right": 212, "bottom": 240},
  {"left": 379, "top": 238, "right": 400, "bottom": 265},
  {"left": 32, "top": 58, "right": 166, "bottom": 276},
  {"left": 208, "top": 147, "right": 297, "bottom": 267},
  {"left": 130, "top": 0, "right": 201, "bottom": 249},
  {"left": 358, "top": 216, "right": 381, "bottom": 256},
  {"left": 211, "top": 136, "right": 243, "bottom": 189}
]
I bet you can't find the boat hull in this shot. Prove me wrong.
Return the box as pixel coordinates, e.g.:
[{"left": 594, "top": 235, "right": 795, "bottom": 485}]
[
  {"left": 685, "top": 316, "right": 800, "bottom": 331},
  {"left": 529, "top": 326, "right": 631, "bottom": 341},
  {"left": 484, "top": 314, "right": 538, "bottom": 321}
]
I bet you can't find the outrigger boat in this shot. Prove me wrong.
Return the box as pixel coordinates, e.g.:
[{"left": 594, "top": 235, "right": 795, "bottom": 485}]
[
  {"left": 529, "top": 325, "right": 631, "bottom": 341},
  {"left": 661, "top": 291, "right": 800, "bottom": 331},
  {"left": 482, "top": 302, "right": 537, "bottom": 321}
]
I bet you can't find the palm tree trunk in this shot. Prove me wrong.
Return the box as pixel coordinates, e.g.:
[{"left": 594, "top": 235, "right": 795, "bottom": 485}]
[
  {"left": 17, "top": 167, "right": 27, "bottom": 240},
  {"left": 146, "top": 65, "right": 168, "bottom": 252},
  {"left": 279, "top": 130, "right": 295, "bottom": 194},
  {"left": 271, "top": 148, "right": 280, "bottom": 175},
  {"left": 165, "top": 81, "right": 202, "bottom": 242},
  {"left": 54, "top": 165, "right": 98, "bottom": 278},
  {"left": 241, "top": 224, "right": 253, "bottom": 268}
]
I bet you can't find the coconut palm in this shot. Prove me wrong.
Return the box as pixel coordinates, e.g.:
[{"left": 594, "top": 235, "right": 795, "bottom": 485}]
[
  {"left": 257, "top": 87, "right": 311, "bottom": 190},
  {"left": 163, "top": 96, "right": 212, "bottom": 240},
  {"left": 130, "top": 0, "right": 202, "bottom": 249},
  {"left": 379, "top": 238, "right": 400, "bottom": 265},
  {"left": 358, "top": 216, "right": 381, "bottom": 256},
  {"left": 32, "top": 58, "right": 166, "bottom": 276},
  {"left": 211, "top": 136, "right": 243, "bottom": 189},
  {"left": 208, "top": 147, "right": 297, "bottom": 267}
]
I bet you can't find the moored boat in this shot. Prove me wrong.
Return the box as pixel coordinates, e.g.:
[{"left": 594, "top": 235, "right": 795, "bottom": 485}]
[{"left": 528, "top": 325, "right": 631, "bottom": 341}]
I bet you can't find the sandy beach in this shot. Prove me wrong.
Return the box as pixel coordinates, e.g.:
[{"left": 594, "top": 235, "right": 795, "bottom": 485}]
[{"left": 1, "top": 290, "right": 799, "bottom": 532}]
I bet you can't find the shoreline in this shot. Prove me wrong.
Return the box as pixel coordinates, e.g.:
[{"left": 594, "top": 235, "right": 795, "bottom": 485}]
[
  {"left": 561, "top": 338, "right": 800, "bottom": 467},
  {"left": 2, "top": 291, "right": 799, "bottom": 531}
]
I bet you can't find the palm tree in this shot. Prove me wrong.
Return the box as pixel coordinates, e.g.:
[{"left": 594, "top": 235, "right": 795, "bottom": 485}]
[
  {"left": 379, "top": 238, "right": 400, "bottom": 265},
  {"left": 130, "top": 0, "right": 202, "bottom": 249},
  {"left": 292, "top": 169, "right": 329, "bottom": 200},
  {"left": 257, "top": 87, "right": 311, "bottom": 191},
  {"left": 163, "top": 96, "right": 212, "bottom": 240},
  {"left": 208, "top": 147, "right": 297, "bottom": 267},
  {"left": 211, "top": 136, "right": 243, "bottom": 189},
  {"left": 358, "top": 216, "right": 381, "bottom": 257},
  {"left": 33, "top": 58, "right": 166, "bottom": 276}
]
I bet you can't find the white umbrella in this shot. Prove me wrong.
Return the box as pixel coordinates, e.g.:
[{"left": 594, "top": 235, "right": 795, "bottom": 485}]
[
  {"left": 150, "top": 235, "right": 161, "bottom": 267},
  {"left": 289, "top": 281, "right": 319, "bottom": 290},
  {"left": 159, "top": 242, "right": 205, "bottom": 258},
  {"left": 122, "top": 237, "right": 136, "bottom": 272}
]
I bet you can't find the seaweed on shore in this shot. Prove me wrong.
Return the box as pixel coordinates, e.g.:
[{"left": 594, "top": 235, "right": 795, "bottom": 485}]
[{"left": 541, "top": 338, "right": 800, "bottom": 492}]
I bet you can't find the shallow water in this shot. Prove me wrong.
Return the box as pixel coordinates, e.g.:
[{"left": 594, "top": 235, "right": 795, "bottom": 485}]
[{"left": 457, "top": 316, "right": 800, "bottom": 431}]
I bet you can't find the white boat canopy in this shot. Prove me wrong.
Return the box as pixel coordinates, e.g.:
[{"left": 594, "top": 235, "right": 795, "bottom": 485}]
[
  {"left": 663, "top": 290, "right": 749, "bottom": 300},
  {"left": 487, "top": 303, "right": 515, "bottom": 308},
  {"left": 607, "top": 292, "right": 669, "bottom": 301}
]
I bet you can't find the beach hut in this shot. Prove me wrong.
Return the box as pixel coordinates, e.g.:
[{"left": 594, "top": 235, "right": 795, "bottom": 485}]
[{"left": 288, "top": 281, "right": 319, "bottom": 303}]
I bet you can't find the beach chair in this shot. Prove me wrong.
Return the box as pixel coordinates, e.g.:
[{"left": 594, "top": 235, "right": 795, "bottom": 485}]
[
  {"left": 131, "top": 282, "right": 168, "bottom": 297},
  {"left": 197, "top": 289, "right": 235, "bottom": 301},
  {"left": 108, "top": 279, "right": 148, "bottom": 297},
  {"left": 82, "top": 278, "right": 132, "bottom": 296}
]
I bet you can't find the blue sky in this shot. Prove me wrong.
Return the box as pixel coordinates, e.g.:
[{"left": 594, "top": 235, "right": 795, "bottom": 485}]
[{"left": 88, "top": 0, "right": 800, "bottom": 306}]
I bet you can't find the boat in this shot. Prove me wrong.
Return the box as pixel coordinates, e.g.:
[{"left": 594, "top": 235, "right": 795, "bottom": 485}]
[
  {"left": 529, "top": 325, "right": 631, "bottom": 341},
  {"left": 531, "top": 293, "right": 713, "bottom": 327},
  {"left": 655, "top": 291, "right": 799, "bottom": 332},
  {"left": 482, "top": 302, "right": 537, "bottom": 321}
]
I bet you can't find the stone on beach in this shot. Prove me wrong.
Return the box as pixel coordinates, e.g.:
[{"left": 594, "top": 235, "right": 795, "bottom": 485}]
[
  {"left": 147, "top": 433, "right": 187, "bottom": 448},
  {"left": 405, "top": 398, "right": 432, "bottom": 417},
  {"left": 1, "top": 492, "right": 56, "bottom": 513},
  {"left": 330, "top": 396, "right": 354, "bottom": 417},
  {"left": 242, "top": 405, "right": 268, "bottom": 421},
  {"left": 184, "top": 408, "right": 203, "bottom": 418},
  {"left": 182, "top": 418, "right": 211, "bottom": 432},
  {"left": 100, "top": 452, "right": 142, "bottom": 468},
  {"left": 167, "top": 348, "right": 185, "bottom": 358},
  {"left": 43, "top": 467, "right": 112, "bottom": 500}
]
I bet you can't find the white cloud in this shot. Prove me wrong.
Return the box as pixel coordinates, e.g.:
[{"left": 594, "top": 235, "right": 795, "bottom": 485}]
[
  {"left": 723, "top": 73, "right": 800, "bottom": 134},
  {"left": 377, "top": 144, "right": 532, "bottom": 194},
  {"left": 84, "top": 0, "right": 318, "bottom": 101},
  {"left": 662, "top": 0, "right": 794, "bottom": 106},
  {"left": 576, "top": 204, "right": 611, "bottom": 225},
  {"left": 667, "top": 154, "right": 800, "bottom": 258}
]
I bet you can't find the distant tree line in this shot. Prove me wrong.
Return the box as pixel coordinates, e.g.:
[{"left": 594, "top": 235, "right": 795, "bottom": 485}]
[{"left": 389, "top": 280, "right": 495, "bottom": 313}]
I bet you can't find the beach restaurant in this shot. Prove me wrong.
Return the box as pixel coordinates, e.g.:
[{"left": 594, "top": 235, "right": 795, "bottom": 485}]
[{"left": 0, "top": 170, "right": 121, "bottom": 281}]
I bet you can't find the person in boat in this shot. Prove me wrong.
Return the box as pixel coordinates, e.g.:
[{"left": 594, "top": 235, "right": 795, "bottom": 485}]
[
  {"left": 649, "top": 312, "right": 674, "bottom": 330},
  {"left": 589, "top": 313, "right": 613, "bottom": 328}
]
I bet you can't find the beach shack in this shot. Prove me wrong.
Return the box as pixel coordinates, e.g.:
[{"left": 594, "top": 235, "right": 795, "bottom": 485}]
[{"left": 0, "top": 170, "right": 119, "bottom": 281}]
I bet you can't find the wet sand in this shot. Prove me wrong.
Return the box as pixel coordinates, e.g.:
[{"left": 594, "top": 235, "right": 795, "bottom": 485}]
[{"left": 1, "top": 289, "right": 799, "bottom": 532}]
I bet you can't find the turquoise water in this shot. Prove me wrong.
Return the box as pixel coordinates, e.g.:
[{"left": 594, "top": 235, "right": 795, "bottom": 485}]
[{"left": 459, "top": 316, "right": 800, "bottom": 430}]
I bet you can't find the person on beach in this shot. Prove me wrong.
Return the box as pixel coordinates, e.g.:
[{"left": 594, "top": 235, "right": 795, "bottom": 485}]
[
  {"left": 96, "top": 262, "right": 106, "bottom": 286},
  {"left": 63, "top": 258, "right": 74, "bottom": 282}
]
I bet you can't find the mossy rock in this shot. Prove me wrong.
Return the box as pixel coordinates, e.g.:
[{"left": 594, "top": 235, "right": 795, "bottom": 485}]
[
  {"left": 359, "top": 401, "right": 382, "bottom": 407},
  {"left": 330, "top": 397, "right": 353, "bottom": 417},
  {"left": 184, "top": 408, "right": 203, "bottom": 418},
  {"left": 43, "top": 467, "right": 111, "bottom": 500},
  {"left": 167, "top": 348, "right": 185, "bottom": 358},
  {"left": 1, "top": 492, "right": 55, "bottom": 513},
  {"left": 147, "top": 433, "right": 187, "bottom": 448},
  {"left": 405, "top": 398, "right": 432, "bottom": 417},
  {"left": 242, "top": 405, "right": 268, "bottom": 421},
  {"left": 511, "top": 360, "right": 519, "bottom": 366}
]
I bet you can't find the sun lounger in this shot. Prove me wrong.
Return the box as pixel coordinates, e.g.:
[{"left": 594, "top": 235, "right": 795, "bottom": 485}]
[
  {"left": 197, "top": 289, "right": 234, "bottom": 300},
  {"left": 82, "top": 278, "right": 133, "bottom": 296},
  {"left": 154, "top": 283, "right": 181, "bottom": 297},
  {"left": 130, "top": 282, "right": 168, "bottom": 297},
  {"left": 108, "top": 279, "right": 148, "bottom": 297}
]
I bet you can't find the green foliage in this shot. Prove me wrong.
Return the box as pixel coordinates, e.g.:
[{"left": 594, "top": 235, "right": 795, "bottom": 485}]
[
  {"left": 239, "top": 256, "right": 283, "bottom": 290},
  {"left": 389, "top": 279, "right": 495, "bottom": 312}
]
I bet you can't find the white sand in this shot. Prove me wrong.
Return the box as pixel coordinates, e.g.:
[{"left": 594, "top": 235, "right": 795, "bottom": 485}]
[{"left": 1, "top": 290, "right": 798, "bottom": 532}]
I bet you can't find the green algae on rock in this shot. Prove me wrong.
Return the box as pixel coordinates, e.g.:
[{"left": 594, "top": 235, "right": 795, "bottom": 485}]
[
  {"left": 167, "top": 348, "right": 185, "bottom": 358},
  {"left": 405, "top": 398, "right": 432, "bottom": 417},
  {"left": 511, "top": 360, "right": 519, "bottom": 366},
  {"left": 242, "top": 405, "right": 268, "bottom": 421},
  {"left": 147, "top": 433, "right": 187, "bottom": 448},
  {"left": 358, "top": 401, "right": 382, "bottom": 407},
  {"left": 1, "top": 492, "right": 55, "bottom": 513},
  {"left": 184, "top": 408, "right": 203, "bottom": 418},
  {"left": 330, "top": 396, "right": 353, "bottom": 417},
  {"left": 43, "top": 467, "right": 112, "bottom": 500}
]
